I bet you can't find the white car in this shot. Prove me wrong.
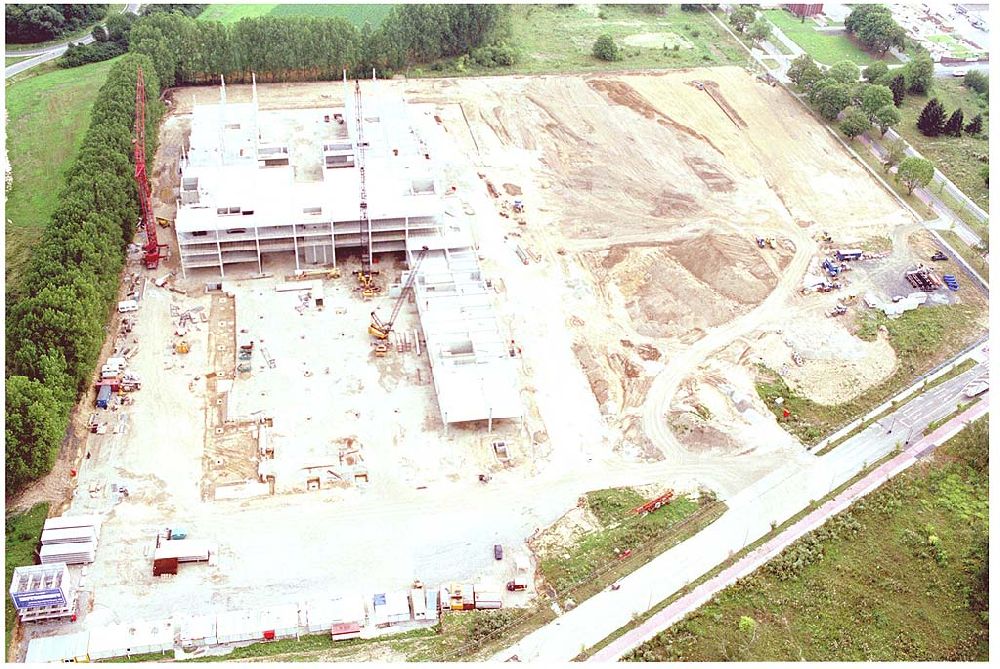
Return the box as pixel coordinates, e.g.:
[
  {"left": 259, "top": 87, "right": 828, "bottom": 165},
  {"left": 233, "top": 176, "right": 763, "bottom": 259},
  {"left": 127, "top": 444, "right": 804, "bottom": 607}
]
[{"left": 950, "top": 68, "right": 969, "bottom": 77}]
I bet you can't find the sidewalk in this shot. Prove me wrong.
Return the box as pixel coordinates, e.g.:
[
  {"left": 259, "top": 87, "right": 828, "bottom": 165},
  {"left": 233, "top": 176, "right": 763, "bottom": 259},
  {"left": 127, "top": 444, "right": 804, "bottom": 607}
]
[{"left": 589, "top": 399, "right": 989, "bottom": 661}]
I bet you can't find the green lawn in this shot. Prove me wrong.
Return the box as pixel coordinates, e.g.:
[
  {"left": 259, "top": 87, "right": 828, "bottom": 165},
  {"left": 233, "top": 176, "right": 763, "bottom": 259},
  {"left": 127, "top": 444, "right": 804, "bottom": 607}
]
[
  {"left": 764, "top": 8, "right": 897, "bottom": 66},
  {"left": 5, "top": 503, "right": 49, "bottom": 656},
  {"left": 894, "top": 78, "right": 989, "bottom": 212},
  {"left": 757, "top": 302, "right": 985, "bottom": 445},
  {"left": 198, "top": 3, "right": 393, "bottom": 27},
  {"left": 433, "top": 4, "right": 744, "bottom": 77},
  {"left": 4, "top": 57, "right": 119, "bottom": 295},
  {"left": 624, "top": 417, "right": 989, "bottom": 662},
  {"left": 926, "top": 34, "right": 986, "bottom": 59}
]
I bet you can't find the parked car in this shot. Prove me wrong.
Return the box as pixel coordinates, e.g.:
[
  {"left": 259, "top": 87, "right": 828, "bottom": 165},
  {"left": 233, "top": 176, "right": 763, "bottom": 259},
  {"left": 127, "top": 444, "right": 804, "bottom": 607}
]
[{"left": 493, "top": 544, "right": 503, "bottom": 560}]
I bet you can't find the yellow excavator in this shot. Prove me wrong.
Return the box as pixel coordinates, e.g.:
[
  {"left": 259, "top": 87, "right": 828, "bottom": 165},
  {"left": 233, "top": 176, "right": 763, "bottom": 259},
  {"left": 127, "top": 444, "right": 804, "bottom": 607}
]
[{"left": 369, "top": 247, "right": 430, "bottom": 346}]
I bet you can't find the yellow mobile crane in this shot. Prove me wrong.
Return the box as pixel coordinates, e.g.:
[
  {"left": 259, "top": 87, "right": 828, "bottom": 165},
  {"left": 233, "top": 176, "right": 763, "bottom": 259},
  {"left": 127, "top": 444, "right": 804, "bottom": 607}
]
[{"left": 369, "top": 246, "right": 430, "bottom": 351}]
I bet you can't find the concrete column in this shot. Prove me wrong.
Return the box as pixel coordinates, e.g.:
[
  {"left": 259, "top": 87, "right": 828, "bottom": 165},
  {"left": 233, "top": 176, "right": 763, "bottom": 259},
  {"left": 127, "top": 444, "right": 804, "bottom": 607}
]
[
  {"left": 292, "top": 223, "right": 300, "bottom": 271},
  {"left": 255, "top": 226, "right": 262, "bottom": 275},
  {"left": 329, "top": 220, "right": 337, "bottom": 267},
  {"left": 216, "top": 234, "right": 224, "bottom": 278}
]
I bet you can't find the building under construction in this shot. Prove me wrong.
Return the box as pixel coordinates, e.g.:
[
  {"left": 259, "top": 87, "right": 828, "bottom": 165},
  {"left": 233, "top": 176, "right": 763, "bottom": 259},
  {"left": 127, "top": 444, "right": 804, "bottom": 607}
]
[
  {"left": 176, "top": 76, "right": 521, "bottom": 429},
  {"left": 175, "top": 77, "right": 442, "bottom": 276}
]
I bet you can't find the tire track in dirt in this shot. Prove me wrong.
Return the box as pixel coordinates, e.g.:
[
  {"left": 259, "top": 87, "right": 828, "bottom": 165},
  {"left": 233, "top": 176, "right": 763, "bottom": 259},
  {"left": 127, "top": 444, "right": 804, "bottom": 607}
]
[
  {"left": 640, "top": 226, "right": 816, "bottom": 463},
  {"left": 586, "top": 78, "right": 724, "bottom": 156}
]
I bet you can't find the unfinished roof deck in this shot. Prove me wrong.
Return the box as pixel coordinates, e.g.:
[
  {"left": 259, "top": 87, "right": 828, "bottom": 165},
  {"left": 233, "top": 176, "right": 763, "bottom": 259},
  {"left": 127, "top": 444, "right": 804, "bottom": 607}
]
[
  {"left": 175, "top": 78, "right": 442, "bottom": 276},
  {"left": 407, "top": 235, "right": 521, "bottom": 426}
]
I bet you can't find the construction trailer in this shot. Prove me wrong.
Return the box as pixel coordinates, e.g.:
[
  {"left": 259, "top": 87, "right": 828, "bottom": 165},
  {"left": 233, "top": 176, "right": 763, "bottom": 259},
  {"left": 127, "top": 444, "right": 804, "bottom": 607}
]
[
  {"left": 9, "top": 563, "right": 78, "bottom": 623},
  {"left": 215, "top": 609, "right": 264, "bottom": 645},
  {"left": 87, "top": 619, "right": 174, "bottom": 661},
  {"left": 473, "top": 586, "right": 503, "bottom": 610},
  {"left": 179, "top": 613, "right": 219, "bottom": 648},
  {"left": 25, "top": 631, "right": 91, "bottom": 663},
  {"left": 372, "top": 590, "right": 412, "bottom": 626},
  {"left": 152, "top": 539, "right": 211, "bottom": 576},
  {"left": 259, "top": 603, "right": 304, "bottom": 640},
  {"left": 305, "top": 595, "right": 367, "bottom": 638},
  {"left": 410, "top": 588, "right": 429, "bottom": 620}
]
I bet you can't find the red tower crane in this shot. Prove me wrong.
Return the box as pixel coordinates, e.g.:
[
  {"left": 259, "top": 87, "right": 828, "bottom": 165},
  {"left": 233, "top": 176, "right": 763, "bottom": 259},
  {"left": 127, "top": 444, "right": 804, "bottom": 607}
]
[{"left": 134, "top": 65, "right": 163, "bottom": 269}]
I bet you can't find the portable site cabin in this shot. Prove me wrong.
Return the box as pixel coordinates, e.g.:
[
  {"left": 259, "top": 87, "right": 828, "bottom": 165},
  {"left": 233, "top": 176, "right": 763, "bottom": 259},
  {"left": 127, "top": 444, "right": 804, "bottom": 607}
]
[
  {"left": 179, "top": 613, "right": 218, "bottom": 648},
  {"left": 259, "top": 603, "right": 303, "bottom": 640},
  {"left": 43, "top": 515, "right": 103, "bottom": 534},
  {"left": 425, "top": 588, "right": 440, "bottom": 619},
  {"left": 410, "top": 588, "right": 428, "bottom": 620},
  {"left": 474, "top": 586, "right": 502, "bottom": 610},
  {"left": 462, "top": 583, "right": 476, "bottom": 611},
  {"left": 87, "top": 619, "right": 174, "bottom": 661},
  {"left": 305, "top": 596, "right": 366, "bottom": 634},
  {"left": 40, "top": 526, "right": 98, "bottom": 546},
  {"left": 25, "top": 631, "right": 91, "bottom": 663},
  {"left": 372, "top": 591, "right": 411, "bottom": 626},
  {"left": 215, "top": 609, "right": 262, "bottom": 645}
]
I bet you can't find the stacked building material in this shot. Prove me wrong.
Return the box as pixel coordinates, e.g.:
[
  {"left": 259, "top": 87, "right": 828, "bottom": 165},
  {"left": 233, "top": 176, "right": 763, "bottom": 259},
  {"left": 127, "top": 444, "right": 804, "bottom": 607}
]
[{"left": 39, "top": 542, "right": 97, "bottom": 566}]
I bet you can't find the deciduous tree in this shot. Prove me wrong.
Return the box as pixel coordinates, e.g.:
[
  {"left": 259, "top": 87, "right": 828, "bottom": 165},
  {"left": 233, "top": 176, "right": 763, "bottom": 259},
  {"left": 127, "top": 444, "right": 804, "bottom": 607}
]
[
  {"left": 840, "top": 108, "right": 871, "bottom": 140},
  {"left": 874, "top": 104, "right": 901, "bottom": 134},
  {"left": 896, "top": 156, "right": 934, "bottom": 193}
]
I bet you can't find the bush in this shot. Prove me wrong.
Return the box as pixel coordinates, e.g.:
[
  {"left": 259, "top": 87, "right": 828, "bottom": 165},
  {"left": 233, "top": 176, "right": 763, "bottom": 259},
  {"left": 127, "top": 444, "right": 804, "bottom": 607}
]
[
  {"left": 470, "top": 42, "right": 517, "bottom": 68},
  {"left": 964, "top": 70, "right": 988, "bottom": 95},
  {"left": 58, "top": 40, "right": 126, "bottom": 68},
  {"left": 592, "top": 33, "right": 621, "bottom": 62}
]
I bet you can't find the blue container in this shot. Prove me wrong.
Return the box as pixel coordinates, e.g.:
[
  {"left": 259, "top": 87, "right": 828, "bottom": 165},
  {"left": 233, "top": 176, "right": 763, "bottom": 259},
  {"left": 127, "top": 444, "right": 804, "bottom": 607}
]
[{"left": 96, "top": 385, "right": 112, "bottom": 409}]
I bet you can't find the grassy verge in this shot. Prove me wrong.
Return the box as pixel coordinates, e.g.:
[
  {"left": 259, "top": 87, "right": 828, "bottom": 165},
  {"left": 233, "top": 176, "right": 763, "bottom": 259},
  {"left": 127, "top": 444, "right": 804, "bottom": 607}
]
[
  {"left": 893, "top": 78, "right": 989, "bottom": 212},
  {"left": 923, "top": 397, "right": 981, "bottom": 436},
  {"left": 5, "top": 55, "right": 32, "bottom": 66},
  {"left": 935, "top": 187, "right": 989, "bottom": 239},
  {"left": 763, "top": 9, "right": 896, "bottom": 65},
  {"left": 5, "top": 5, "right": 126, "bottom": 52},
  {"left": 576, "top": 446, "right": 902, "bottom": 661},
  {"left": 756, "top": 303, "right": 984, "bottom": 445},
  {"left": 853, "top": 148, "right": 938, "bottom": 220},
  {"left": 99, "top": 651, "right": 171, "bottom": 663},
  {"left": 4, "top": 57, "right": 119, "bottom": 295},
  {"left": 816, "top": 357, "right": 977, "bottom": 455},
  {"left": 537, "top": 489, "right": 723, "bottom": 601},
  {"left": 939, "top": 230, "right": 989, "bottom": 283},
  {"left": 622, "top": 417, "right": 989, "bottom": 662},
  {"left": 5, "top": 503, "right": 49, "bottom": 657}
]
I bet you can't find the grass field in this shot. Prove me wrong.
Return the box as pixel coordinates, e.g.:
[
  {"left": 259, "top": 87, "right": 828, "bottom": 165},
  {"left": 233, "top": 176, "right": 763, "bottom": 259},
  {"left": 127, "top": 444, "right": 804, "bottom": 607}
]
[
  {"left": 4, "top": 57, "right": 119, "bottom": 295},
  {"left": 756, "top": 303, "right": 984, "bottom": 445},
  {"left": 624, "top": 417, "right": 989, "bottom": 662},
  {"left": 422, "top": 4, "right": 744, "bottom": 78},
  {"left": 5, "top": 503, "right": 49, "bottom": 657},
  {"left": 940, "top": 230, "right": 989, "bottom": 283},
  {"left": 764, "top": 8, "right": 898, "bottom": 66},
  {"left": 198, "top": 3, "right": 393, "bottom": 27},
  {"left": 894, "top": 78, "right": 989, "bottom": 212}
]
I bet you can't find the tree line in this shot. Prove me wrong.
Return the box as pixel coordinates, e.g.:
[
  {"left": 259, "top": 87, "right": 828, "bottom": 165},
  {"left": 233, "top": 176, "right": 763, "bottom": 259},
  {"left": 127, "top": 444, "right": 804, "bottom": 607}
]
[
  {"left": 5, "top": 54, "right": 164, "bottom": 492},
  {"left": 126, "top": 4, "right": 511, "bottom": 87},
  {"left": 5, "top": 3, "right": 108, "bottom": 43}
]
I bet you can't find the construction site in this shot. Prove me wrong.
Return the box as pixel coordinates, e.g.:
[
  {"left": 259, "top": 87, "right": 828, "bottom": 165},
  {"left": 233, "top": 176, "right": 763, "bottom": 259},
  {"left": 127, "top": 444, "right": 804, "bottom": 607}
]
[{"left": 15, "top": 66, "right": 988, "bottom": 660}]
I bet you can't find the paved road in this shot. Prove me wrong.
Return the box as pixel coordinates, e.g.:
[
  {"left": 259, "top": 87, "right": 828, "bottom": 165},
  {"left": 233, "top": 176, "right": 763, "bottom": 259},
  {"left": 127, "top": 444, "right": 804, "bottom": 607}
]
[
  {"left": 4, "top": 3, "right": 140, "bottom": 79},
  {"left": 590, "top": 394, "right": 989, "bottom": 661},
  {"left": 493, "top": 351, "right": 989, "bottom": 662}
]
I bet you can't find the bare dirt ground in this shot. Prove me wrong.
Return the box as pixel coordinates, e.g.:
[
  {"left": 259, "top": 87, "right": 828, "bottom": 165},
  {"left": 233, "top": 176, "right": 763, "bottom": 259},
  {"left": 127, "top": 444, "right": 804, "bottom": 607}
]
[{"left": 11, "top": 68, "right": 954, "bottom": 656}]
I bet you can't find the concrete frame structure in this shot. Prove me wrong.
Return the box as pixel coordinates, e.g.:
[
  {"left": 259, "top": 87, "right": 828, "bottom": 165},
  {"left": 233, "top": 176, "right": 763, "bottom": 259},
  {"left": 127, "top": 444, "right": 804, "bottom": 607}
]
[
  {"left": 175, "top": 75, "right": 442, "bottom": 277},
  {"left": 406, "top": 233, "right": 522, "bottom": 428}
]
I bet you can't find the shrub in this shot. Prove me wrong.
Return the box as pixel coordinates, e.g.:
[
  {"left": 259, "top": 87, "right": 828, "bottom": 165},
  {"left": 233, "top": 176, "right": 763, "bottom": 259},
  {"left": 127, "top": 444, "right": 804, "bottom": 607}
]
[
  {"left": 592, "top": 33, "right": 621, "bottom": 61},
  {"left": 964, "top": 70, "right": 988, "bottom": 95}
]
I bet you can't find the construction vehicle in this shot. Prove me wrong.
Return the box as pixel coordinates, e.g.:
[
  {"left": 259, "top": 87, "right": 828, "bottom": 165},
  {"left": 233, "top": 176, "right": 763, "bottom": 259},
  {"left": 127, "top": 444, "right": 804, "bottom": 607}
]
[
  {"left": 175, "top": 341, "right": 190, "bottom": 354},
  {"left": 828, "top": 304, "right": 847, "bottom": 317},
  {"left": 512, "top": 199, "right": 524, "bottom": 213},
  {"left": 931, "top": 250, "right": 948, "bottom": 262},
  {"left": 369, "top": 246, "right": 430, "bottom": 341}
]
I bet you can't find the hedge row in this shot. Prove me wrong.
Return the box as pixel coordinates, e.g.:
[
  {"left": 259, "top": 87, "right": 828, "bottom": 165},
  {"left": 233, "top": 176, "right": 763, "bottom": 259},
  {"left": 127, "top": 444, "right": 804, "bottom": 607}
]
[
  {"left": 5, "top": 53, "right": 164, "bottom": 492},
  {"left": 128, "top": 4, "right": 511, "bottom": 86}
]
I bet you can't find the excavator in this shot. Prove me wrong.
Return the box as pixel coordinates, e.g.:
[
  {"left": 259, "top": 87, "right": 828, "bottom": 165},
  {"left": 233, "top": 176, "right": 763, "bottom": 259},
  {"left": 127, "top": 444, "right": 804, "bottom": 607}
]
[{"left": 368, "top": 246, "right": 430, "bottom": 352}]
